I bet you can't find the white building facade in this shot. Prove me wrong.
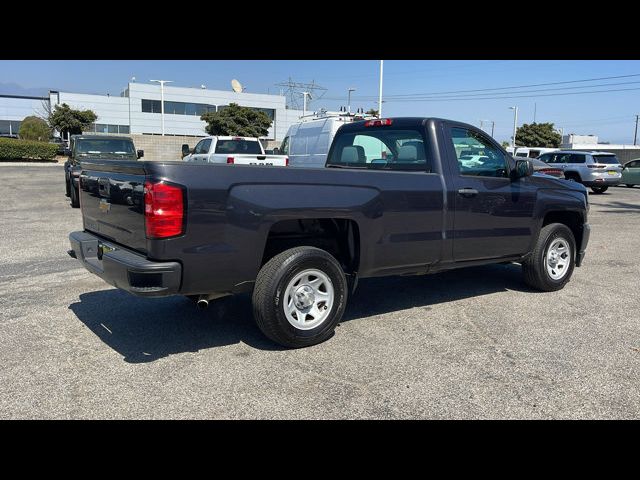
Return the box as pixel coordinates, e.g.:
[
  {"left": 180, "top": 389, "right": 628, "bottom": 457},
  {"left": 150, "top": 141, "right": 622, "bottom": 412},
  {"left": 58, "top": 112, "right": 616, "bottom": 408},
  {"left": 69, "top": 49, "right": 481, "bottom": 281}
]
[{"left": 1, "top": 83, "right": 305, "bottom": 143}]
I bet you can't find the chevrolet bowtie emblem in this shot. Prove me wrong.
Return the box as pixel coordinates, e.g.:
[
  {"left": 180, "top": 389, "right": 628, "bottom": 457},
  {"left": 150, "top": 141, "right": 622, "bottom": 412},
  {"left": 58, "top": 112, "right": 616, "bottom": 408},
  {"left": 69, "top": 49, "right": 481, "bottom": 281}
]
[{"left": 99, "top": 198, "right": 111, "bottom": 212}]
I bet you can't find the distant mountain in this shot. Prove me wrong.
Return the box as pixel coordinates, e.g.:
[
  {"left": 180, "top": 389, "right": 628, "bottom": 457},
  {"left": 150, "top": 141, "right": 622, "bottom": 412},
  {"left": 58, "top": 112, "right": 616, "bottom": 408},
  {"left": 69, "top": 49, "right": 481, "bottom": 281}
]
[{"left": 0, "top": 82, "right": 50, "bottom": 97}]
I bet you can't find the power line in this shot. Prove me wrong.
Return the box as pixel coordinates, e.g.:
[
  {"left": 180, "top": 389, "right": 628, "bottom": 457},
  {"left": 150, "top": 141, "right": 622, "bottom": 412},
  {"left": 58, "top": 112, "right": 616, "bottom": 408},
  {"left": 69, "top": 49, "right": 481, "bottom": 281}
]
[
  {"left": 384, "top": 86, "right": 640, "bottom": 102},
  {"left": 322, "top": 73, "right": 640, "bottom": 101}
]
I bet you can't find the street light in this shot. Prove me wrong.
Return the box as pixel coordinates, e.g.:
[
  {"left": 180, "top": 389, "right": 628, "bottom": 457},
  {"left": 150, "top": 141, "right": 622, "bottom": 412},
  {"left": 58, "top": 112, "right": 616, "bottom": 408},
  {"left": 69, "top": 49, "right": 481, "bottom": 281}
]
[
  {"left": 509, "top": 106, "right": 519, "bottom": 147},
  {"left": 347, "top": 88, "right": 356, "bottom": 114},
  {"left": 150, "top": 79, "right": 173, "bottom": 136}
]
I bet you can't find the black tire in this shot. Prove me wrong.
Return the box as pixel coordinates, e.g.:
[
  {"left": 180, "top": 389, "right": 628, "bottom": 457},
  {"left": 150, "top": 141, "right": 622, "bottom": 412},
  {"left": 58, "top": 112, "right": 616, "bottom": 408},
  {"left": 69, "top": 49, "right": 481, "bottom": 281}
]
[
  {"left": 522, "top": 223, "right": 576, "bottom": 292},
  {"left": 252, "top": 246, "right": 348, "bottom": 348},
  {"left": 626, "top": 184, "right": 635, "bottom": 188},
  {"left": 564, "top": 173, "right": 581, "bottom": 184},
  {"left": 64, "top": 171, "right": 70, "bottom": 197},
  {"left": 69, "top": 179, "right": 80, "bottom": 208},
  {"left": 590, "top": 186, "right": 608, "bottom": 194}
]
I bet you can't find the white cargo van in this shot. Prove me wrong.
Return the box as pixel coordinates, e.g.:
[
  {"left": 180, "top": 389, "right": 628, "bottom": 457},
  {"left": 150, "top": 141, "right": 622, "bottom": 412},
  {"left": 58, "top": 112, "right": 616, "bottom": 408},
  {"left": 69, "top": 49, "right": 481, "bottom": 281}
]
[
  {"left": 513, "top": 147, "right": 559, "bottom": 159},
  {"left": 280, "top": 111, "right": 374, "bottom": 168}
]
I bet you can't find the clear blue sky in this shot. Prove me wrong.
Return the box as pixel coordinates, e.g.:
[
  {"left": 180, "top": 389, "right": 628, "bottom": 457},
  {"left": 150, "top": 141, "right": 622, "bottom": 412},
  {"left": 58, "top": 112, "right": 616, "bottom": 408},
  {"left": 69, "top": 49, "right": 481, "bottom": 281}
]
[{"left": 2, "top": 60, "right": 639, "bottom": 144}]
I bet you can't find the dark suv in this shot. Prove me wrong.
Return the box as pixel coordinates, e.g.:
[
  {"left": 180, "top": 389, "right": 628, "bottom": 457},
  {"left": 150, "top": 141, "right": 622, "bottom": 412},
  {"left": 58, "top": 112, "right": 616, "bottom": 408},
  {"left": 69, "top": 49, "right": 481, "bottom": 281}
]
[{"left": 64, "top": 135, "right": 143, "bottom": 207}]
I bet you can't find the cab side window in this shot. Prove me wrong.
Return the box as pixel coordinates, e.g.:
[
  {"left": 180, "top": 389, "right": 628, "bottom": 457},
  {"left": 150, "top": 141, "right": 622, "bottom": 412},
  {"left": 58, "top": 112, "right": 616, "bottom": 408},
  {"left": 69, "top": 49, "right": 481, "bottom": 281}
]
[
  {"left": 193, "top": 139, "right": 206, "bottom": 154},
  {"left": 449, "top": 127, "right": 508, "bottom": 178}
]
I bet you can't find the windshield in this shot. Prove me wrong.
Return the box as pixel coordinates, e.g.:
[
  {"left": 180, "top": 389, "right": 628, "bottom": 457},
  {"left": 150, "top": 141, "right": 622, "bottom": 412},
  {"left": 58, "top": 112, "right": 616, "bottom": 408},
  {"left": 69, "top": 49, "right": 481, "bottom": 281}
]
[
  {"left": 215, "top": 139, "right": 262, "bottom": 154},
  {"left": 76, "top": 139, "right": 135, "bottom": 156},
  {"left": 326, "top": 128, "right": 430, "bottom": 171},
  {"left": 592, "top": 154, "right": 620, "bottom": 164}
]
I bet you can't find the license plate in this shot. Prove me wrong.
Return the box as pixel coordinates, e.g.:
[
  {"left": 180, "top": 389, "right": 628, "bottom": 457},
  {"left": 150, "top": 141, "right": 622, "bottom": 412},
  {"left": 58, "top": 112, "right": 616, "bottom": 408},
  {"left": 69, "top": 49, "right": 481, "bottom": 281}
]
[{"left": 607, "top": 171, "right": 617, "bottom": 175}]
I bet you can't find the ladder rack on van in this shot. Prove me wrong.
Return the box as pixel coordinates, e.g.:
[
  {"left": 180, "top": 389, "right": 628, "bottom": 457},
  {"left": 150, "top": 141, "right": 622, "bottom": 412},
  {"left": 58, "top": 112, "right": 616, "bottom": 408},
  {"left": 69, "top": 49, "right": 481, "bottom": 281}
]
[{"left": 297, "top": 108, "right": 377, "bottom": 123}]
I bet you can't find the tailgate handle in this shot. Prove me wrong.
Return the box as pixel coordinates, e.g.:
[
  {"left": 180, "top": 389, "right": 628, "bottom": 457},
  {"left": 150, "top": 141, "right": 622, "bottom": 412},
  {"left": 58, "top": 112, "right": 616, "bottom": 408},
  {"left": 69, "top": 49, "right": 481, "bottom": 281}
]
[
  {"left": 457, "top": 188, "right": 479, "bottom": 198},
  {"left": 256, "top": 156, "right": 266, "bottom": 160},
  {"left": 98, "top": 178, "right": 110, "bottom": 197}
]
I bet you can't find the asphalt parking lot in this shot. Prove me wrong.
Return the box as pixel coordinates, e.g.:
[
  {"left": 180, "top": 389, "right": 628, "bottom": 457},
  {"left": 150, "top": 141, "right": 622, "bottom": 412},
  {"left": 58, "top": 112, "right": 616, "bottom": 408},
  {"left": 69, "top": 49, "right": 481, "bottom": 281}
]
[{"left": 1, "top": 163, "right": 639, "bottom": 419}]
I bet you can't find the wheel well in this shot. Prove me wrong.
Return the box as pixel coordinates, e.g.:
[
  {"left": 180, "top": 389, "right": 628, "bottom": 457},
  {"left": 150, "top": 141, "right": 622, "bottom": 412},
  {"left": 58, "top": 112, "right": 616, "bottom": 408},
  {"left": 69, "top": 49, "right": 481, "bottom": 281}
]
[
  {"left": 262, "top": 219, "right": 360, "bottom": 273},
  {"left": 564, "top": 171, "right": 581, "bottom": 181},
  {"left": 542, "top": 211, "right": 584, "bottom": 248}
]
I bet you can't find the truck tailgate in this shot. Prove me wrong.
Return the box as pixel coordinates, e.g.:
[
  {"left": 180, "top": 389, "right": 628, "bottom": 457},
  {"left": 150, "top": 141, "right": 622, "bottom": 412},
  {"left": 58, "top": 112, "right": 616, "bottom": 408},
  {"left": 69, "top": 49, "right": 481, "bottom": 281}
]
[
  {"left": 79, "top": 161, "right": 147, "bottom": 254},
  {"left": 227, "top": 154, "right": 288, "bottom": 166}
]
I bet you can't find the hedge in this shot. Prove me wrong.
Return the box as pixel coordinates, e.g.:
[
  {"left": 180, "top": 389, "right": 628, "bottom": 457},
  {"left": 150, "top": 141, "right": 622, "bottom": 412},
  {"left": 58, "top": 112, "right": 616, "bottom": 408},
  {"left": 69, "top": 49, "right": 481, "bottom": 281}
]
[{"left": 0, "top": 138, "right": 59, "bottom": 161}]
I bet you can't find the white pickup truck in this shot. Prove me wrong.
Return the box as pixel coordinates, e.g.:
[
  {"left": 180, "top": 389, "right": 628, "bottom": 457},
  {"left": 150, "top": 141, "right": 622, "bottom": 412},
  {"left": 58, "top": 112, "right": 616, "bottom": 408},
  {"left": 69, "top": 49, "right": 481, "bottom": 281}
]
[{"left": 182, "top": 136, "right": 288, "bottom": 166}]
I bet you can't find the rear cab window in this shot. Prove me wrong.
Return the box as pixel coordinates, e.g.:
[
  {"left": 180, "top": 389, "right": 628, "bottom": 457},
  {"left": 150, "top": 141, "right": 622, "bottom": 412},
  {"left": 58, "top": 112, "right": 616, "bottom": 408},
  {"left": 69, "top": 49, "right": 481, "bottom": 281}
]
[
  {"left": 326, "top": 126, "right": 431, "bottom": 171},
  {"left": 215, "top": 139, "right": 262, "bottom": 155}
]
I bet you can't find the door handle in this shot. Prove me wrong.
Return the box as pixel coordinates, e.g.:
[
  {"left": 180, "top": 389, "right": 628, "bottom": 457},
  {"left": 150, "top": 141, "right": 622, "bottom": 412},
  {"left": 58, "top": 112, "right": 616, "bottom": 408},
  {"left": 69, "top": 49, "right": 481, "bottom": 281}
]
[{"left": 457, "top": 188, "right": 479, "bottom": 198}]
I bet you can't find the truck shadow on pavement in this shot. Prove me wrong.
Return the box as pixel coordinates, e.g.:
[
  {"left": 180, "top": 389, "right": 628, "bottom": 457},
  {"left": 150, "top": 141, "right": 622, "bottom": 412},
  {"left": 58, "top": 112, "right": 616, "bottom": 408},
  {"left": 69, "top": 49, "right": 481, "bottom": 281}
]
[{"left": 69, "top": 263, "right": 534, "bottom": 363}]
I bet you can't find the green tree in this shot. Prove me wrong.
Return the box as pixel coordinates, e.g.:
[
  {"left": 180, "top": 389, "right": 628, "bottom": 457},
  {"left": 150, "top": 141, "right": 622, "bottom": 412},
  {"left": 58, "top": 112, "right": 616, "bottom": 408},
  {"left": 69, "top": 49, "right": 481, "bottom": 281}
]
[
  {"left": 365, "top": 108, "right": 379, "bottom": 116},
  {"left": 515, "top": 122, "right": 561, "bottom": 148},
  {"left": 19, "top": 116, "right": 51, "bottom": 141},
  {"left": 49, "top": 103, "right": 97, "bottom": 138},
  {"left": 501, "top": 140, "right": 510, "bottom": 148},
  {"left": 200, "top": 103, "right": 272, "bottom": 137}
]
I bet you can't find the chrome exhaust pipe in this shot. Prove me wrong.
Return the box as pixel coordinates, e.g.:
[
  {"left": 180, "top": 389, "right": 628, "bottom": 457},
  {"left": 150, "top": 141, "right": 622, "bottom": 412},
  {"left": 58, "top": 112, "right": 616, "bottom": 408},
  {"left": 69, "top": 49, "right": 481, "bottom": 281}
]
[{"left": 196, "top": 293, "right": 230, "bottom": 309}]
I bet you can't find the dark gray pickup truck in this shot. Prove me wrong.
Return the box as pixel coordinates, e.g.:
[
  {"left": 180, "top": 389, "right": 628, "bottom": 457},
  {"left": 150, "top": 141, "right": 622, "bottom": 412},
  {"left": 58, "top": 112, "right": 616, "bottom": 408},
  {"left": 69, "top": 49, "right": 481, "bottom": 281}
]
[{"left": 68, "top": 117, "right": 590, "bottom": 348}]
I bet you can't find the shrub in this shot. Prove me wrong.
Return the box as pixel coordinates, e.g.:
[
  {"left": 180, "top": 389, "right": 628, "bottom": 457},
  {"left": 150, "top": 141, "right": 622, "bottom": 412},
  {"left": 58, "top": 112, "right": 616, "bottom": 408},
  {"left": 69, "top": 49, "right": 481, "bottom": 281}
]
[
  {"left": 0, "top": 138, "right": 58, "bottom": 161},
  {"left": 19, "top": 116, "right": 51, "bottom": 141}
]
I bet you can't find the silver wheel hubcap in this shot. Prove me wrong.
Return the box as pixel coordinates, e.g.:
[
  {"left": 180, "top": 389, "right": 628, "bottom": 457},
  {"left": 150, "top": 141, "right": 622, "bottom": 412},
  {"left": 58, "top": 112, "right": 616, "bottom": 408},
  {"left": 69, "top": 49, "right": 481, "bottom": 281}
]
[
  {"left": 284, "top": 269, "right": 334, "bottom": 330},
  {"left": 545, "top": 238, "right": 571, "bottom": 280}
]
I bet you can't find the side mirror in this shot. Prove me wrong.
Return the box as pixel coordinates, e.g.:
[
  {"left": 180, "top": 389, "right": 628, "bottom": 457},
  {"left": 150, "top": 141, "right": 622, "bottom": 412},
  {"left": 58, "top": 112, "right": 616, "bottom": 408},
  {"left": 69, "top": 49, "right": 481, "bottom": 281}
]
[
  {"left": 181, "top": 144, "right": 190, "bottom": 158},
  {"left": 137, "top": 149, "right": 144, "bottom": 159},
  {"left": 513, "top": 159, "right": 534, "bottom": 179}
]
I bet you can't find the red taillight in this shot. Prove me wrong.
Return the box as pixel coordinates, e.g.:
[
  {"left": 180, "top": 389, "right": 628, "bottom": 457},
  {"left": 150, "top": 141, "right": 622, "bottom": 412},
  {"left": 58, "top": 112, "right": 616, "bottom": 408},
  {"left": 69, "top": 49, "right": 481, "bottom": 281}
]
[
  {"left": 364, "top": 118, "right": 393, "bottom": 127},
  {"left": 285, "top": 157, "right": 289, "bottom": 166},
  {"left": 144, "top": 181, "right": 184, "bottom": 239},
  {"left": 541, "top": 168, "right": 563, "bottom": 176},
  {"left": 227, "top": 156, "right": 234, "bottom": 164}
]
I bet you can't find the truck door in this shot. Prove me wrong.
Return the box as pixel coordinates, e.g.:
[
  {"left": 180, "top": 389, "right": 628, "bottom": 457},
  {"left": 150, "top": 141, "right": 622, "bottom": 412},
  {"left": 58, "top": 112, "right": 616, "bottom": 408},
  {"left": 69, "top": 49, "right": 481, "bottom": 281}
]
[
  {"left": 443, "top": 124, "right": 537, "bottom": 262},
  {"left": 191, "top": 138, "right": 211, "bottom": 163}
]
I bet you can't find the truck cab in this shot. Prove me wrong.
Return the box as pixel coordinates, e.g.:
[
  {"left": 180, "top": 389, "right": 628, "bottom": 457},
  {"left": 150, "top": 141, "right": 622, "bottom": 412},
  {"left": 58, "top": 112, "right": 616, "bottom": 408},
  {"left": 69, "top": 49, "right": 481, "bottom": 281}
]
[{"left": 181, "top": 136, "right": 288, "bottom": 166}]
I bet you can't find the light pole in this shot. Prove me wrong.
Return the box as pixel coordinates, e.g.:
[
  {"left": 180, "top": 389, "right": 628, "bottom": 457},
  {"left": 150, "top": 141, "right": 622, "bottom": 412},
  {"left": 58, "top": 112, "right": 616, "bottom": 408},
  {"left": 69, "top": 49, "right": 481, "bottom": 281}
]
[
  {"left": 150, "top": 79, "right": 173, "bottom": 136},
  {"left": 347, "top": 88, "right": 356, "bottom": 114},
  {"left": 509, "top": 106, "right": 518, "bottom": 147},
  {"left": 634, "top": 115, "right": 639, "bottom": 145},
  {"left": 378, "top": 60, "right": 384, "bottom": 117}
]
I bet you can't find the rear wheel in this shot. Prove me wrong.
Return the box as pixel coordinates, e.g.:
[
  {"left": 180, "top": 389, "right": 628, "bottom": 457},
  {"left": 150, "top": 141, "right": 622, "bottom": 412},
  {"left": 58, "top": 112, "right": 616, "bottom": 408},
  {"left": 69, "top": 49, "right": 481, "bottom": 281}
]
[
  {"left": 252, "top": 246, "right": 348, "bottom": 348},
  {"left": 69, "top": 178, "right": 80, "bottom": 208},
  {"left": 626, "top": 184, "right": 635, "bottom": 188},
  {"left": 522, "top": 223, "right": 576, "bottom": 292},
  {"left": 591, "top": 186, "right": 608, "bottom": 194},
  {"left": 564, "top": 173, "right": 581, "bottom": 184}
]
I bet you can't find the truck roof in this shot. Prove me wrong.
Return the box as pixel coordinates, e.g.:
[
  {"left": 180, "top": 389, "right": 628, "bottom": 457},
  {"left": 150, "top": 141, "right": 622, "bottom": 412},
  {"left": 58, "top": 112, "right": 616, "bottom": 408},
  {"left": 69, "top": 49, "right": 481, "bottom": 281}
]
[
  {"left": 71, "top": 134, "right": 133, "bottom": 142},
  {"left": 337, "top": 117, "right": 473, "bottom": 132}
]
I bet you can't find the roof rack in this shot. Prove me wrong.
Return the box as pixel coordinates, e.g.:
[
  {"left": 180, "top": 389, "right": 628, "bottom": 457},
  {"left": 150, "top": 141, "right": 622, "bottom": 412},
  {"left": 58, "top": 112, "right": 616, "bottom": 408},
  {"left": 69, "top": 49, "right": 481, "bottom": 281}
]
[{"left": 298, "top": 107, "right": 377, "bottom": 123}]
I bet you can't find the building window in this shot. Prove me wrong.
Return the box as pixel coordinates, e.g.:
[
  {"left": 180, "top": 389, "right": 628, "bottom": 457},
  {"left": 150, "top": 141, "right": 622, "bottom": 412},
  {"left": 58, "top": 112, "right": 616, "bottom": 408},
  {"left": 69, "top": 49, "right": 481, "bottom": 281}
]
[
  {"left": 119, "top": 125, "right": 130, "bottom": 134},
  {"left": 142, "top": 99, "right": 162, "bottom": 113},
  {"left": 84, "top": 123, "right": 130, "bottom": 134}
]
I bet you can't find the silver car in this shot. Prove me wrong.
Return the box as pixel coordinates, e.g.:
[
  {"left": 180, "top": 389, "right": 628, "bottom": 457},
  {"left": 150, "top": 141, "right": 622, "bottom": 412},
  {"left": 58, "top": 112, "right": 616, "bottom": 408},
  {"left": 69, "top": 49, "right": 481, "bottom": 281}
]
[{"left": 537, "top": 150, "right": 623, "bottom": 194}]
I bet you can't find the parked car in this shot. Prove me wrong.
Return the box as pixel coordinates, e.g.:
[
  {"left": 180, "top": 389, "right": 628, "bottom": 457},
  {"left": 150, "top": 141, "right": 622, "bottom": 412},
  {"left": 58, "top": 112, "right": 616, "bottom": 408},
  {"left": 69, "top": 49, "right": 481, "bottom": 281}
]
[
  {"left": 182, "top": 136, "right": 288, "bottom": 166},
  {"left": 514, "top": 147, "right": 559, "bottom": 159},
  {"left": 69, "top": 117, "right": 590, "bottom": 348},
  {"left": 64, "top": 135, "right": 143, "bottom": 208},
  {"left": 529, "top": 158, "right": 565, "bottom": 178},
  {"left": 621, "top": 159, "right": 640, "bottom": 187},
  {"left": 282, "top": 111, "right": 375, "bottom": 168},
  {"left": 50, "top": 137, "right": 67, "bottom": 155},
  {"left": 537, "top": 150, "right": 622, "bottom": 193}
]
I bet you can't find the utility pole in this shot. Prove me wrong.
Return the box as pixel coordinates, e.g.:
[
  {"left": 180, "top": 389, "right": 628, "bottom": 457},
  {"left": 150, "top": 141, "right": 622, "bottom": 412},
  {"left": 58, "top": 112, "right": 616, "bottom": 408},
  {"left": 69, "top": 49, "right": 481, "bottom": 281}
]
[
  {"left": 533, "top": 102, "right": 537, "bottom": 123},
  {"left": 347, "top": 88, "right": 356, "bottom": 114},
  {"left": 635, "top": 115, "right": 639, "bottom": 145},
  {"left": 300, "top": 92, "right": 310, "bottom": 116},
  {"left": 378, "top": 60, "right": 384, "bottom": 117},
  {"left": 509, "top": 106, "right": 519, "bottom": 147},
  {"left": 150, "top": 79, "right": 173, "bottom": 136}
]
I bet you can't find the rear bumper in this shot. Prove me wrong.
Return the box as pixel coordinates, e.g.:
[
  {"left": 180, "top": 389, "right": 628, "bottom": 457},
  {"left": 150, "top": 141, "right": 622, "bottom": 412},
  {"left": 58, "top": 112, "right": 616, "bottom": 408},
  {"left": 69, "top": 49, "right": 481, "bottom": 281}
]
[
  {"left": 582, "top": 176, "right": 621, "bottom": 187},
  {"left": 575, "top": 223, "right": 590, "bottom": 267},
  {"left": 69, "top": 231, "right": 181, "bottom": 297}
]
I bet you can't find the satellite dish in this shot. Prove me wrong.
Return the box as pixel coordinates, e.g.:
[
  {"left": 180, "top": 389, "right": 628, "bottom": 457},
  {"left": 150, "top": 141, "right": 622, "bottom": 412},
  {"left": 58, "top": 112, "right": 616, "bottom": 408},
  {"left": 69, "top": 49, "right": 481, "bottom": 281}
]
[{"left": 231, "top": 79, "right": 243, "bottom": 93}]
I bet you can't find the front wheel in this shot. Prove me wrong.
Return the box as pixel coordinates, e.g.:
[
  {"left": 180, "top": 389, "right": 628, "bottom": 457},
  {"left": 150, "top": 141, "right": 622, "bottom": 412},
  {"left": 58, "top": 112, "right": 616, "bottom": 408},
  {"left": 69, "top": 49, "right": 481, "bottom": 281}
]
[
  {"left": 626, "top": 184, "right": 635, "bottom": 188},
  {"left": 252, "top": 246, "right": 348, "bottom": 348},
  {"left": 522, "top": 223, "right": 576, "bottom": 292},
  {"left": 69, "top": 178, "right": 80, "bottom": 208},
  {"left": 591, "top": 186, "right": 608, "bottom": 194}
]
